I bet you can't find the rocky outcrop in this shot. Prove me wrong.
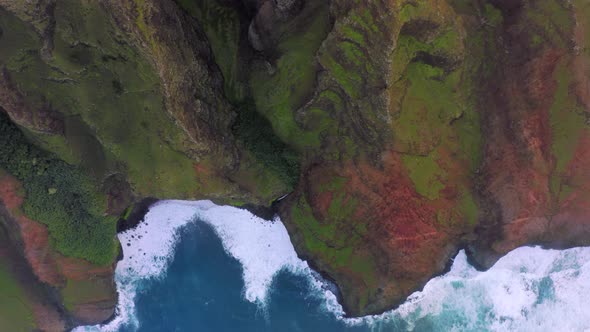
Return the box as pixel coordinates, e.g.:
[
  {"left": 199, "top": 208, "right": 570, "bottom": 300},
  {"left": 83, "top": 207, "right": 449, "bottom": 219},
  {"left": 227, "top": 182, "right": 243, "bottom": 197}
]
[{"left": 247, "top": 0, "right": 304, "bottom": 51}]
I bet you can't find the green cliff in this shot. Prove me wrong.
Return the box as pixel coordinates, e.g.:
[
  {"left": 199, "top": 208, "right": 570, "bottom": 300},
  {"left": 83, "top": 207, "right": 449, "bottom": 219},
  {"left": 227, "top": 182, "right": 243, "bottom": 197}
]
[{"left": 0, "top": 0, "right": 589, "bottom": 329}]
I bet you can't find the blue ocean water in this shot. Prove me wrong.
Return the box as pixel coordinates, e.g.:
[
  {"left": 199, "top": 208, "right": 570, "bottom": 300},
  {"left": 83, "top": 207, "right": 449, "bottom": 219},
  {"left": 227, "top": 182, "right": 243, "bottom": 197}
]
[
  {"left": 124, "top": 222, "right": 373, "bottom": 332},
  {"left": 76, "top": 201, "right": 590, "bottom": 332}
]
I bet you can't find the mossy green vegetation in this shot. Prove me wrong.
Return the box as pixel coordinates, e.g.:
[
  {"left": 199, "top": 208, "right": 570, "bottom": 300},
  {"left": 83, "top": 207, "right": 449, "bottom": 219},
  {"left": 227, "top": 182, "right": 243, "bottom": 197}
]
[
  {"left": 393, "top": 48, "right": 467, "bottom": 197},
  {"left": 550, "top": 63, "right": 585, "bottom": 174},
  {"left": 402, "top": 154, "right": 446, "bottom": 201},
  {"left": 0, "top": 226, "right": 36, "bottom": 330},
  {"left": 0, "top": 112, "right": 117, "bottom": 265},
  {"left": 288, "top": 172, "right": 376, "bottom": 296},
  {"left": 512, "top": 0, "right": 586, "bottom": 205},
  {"left": 483, "top": 3, "right": 503, "bottom": 26},
  {"left": 175, "top": 0, "right": 244, "bottom": 102},
  {"left": 548, "top": 61, "right": 587, "bottom": 200},
  {"left": 249, "top": 1, "right": 333, "bottom": 152},
  {"left": 318, "top": 6, "right": 382, "bottom": 102},
  {"left": 289, "top": 193, "right": 377, "bottom": 309},
  {"left": 0, "top": 1, "right": 204, "bottom": 199},
  {"left": 0, "top": 263, "right": 35, "bottom": 331},
  {"left": 525, "top": 0, "right": 574, "bottom": 49},
  {"left": 232, "top": 101, "right": 300, "bottom": 190},
  {"left": 390, "top": 2, "right": 490, "bottom": 228},
  {"left": 62, "top": 278, "right": 114, "bottom": 312},
  {"left": 574, "top": 0, "right": 590, "bottom": 46}
]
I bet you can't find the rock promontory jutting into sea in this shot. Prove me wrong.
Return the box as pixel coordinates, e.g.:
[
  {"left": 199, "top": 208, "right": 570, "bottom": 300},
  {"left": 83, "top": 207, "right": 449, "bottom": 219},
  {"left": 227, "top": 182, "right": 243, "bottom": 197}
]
[{"left": 0, "top": 0, "right": 589, "bottom": 330}]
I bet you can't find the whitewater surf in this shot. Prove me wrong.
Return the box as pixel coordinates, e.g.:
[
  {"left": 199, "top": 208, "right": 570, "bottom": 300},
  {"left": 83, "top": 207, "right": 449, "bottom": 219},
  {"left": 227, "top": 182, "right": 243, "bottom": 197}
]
[{"left": 75, "top": 201, "right": 590, "bottom": 332}]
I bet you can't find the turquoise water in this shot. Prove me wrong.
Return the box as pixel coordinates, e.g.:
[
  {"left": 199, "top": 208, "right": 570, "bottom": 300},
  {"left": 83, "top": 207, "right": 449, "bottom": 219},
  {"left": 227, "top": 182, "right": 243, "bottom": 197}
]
[{"left": 76, "top": 201, "right": 590, "bottom": 332}]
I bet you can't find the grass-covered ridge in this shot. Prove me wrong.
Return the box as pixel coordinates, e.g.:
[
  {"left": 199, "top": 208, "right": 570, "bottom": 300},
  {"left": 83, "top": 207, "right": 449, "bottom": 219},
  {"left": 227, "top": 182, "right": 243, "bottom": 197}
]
[
  {"left": 0, "top": 1, "right": 208, "bottom": 199},
  {"left": 0, "top": 112, "right": 117, "bottom": 265},
  {"left": 248, "top": 0, "right": 333, "bottom": 152}
]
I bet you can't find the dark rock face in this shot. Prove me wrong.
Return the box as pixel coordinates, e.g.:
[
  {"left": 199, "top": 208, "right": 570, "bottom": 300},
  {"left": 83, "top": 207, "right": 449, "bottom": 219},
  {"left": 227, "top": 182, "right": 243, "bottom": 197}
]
[
  {"left": 0, "top": 0, "right": 589, "bottom": 328},
  {"left": 0, "top": 67, "right": 65, "bottom": 134},
  {"left": 247, "top": 0, "right": 303, "bottom": 51},
  {"left": 101, "top": 0, "right": 238, "bottom": 161}
]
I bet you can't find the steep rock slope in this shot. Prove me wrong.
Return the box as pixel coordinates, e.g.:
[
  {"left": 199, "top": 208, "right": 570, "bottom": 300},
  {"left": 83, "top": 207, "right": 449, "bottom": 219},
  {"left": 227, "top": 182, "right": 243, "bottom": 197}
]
[
  {"left": 0, "top": 0, "right": 293, "bottom": 326},
  {"left": 200, "top": 0, "right": 590, "bottom": 315},
  {"left": 0, "top": 0, "right": 589, "bottom": 326},
  {"left": 469, "top": 0, "right": 590, "bottom": 268}
]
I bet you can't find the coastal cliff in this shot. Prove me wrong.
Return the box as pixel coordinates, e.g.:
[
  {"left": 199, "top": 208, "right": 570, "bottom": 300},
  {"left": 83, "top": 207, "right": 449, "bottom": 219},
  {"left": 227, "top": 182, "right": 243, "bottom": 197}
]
[{"left": 0, "top": 0, "right": 588, "bottom": 329}]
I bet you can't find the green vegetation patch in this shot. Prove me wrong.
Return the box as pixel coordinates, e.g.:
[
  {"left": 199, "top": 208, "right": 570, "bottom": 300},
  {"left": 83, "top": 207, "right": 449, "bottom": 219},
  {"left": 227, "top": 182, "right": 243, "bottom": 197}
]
[
  {"left": 290, "top": 193, "right": 365, "bottom": 266},
  {"left": 548, "top": 60, "right": 587, "bottom": 200},
  {"left": 0, "top": 1, "right": 203, "bottom": 199},
  {"left": 392, "top": 3, "right": 490, "bottom": 225},
  {"left": 232, "top": 101, "right": 300, "bottom": 190},
  {"left": 289, "top": 194, "right": 377, "bottom": 309},
  {"left": 525, "top": 0, "right": 574, "bottom": 49},
  {"left": 176, "top": 0, "right": 244, "bottom": 102},
  {"left": 249, "top": 1, "right": 332, "bottom": 151},
  {"left": 394, "top": 60, "right": 468, "bottom": 204},
  {"left": 0, "top": 112, "right": 117, "bottom": 265},
  {"left": 549, "top": 62, "right": 585, "bottom": 174},
  {"left": 62, "top": 278, "right": 114, "bottom": 312},
  {"left": 402, "top": 154, "right": 446, "bottom": 200},
  {"left": 0, "top": 263, "right": 35, "bottom": 331}
]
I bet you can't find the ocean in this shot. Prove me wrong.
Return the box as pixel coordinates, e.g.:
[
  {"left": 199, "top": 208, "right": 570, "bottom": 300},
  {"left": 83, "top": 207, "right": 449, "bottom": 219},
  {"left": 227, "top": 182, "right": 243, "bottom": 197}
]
[{"left": 75, "top": 201, "right": 590, "bottom": 332}]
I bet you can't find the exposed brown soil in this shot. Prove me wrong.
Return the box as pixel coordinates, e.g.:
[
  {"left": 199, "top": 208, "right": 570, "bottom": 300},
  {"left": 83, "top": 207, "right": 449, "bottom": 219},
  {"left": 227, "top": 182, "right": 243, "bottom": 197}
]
[
  {"left": 18, "top": 216, "right": 64, "bottom": 287},
  {"left": 470, "top": 2, "right": 590, "bottom": 270},
  {"left": 0, "top": 172, "right": 117, "bottom": 328},
  {"left": 473, "top": 49, "right": 561, "bottom": 264},
  {"left": 289, "top": 148, "right": 467, "bottom": 315},
  {"left": 0, "top": 173, "right": 23, "bottom": 210}
]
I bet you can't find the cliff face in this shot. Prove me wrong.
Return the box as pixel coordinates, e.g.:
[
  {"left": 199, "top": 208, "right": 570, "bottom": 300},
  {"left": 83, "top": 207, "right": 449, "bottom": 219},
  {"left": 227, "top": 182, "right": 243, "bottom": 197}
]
[
  {"left": 469, "top": 0, "right": 590, "bottom": 268},
  {"left": 0, "top": 0, "right": 589, "bottom": 327}
]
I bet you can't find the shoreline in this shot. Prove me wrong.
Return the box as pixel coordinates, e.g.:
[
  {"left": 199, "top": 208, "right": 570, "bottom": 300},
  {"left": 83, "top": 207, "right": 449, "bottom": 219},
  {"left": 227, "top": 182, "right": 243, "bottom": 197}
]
[
  {"left": 82, "top": 200, "right": 590, "bottom": 331},
  {"left": 116, "top": 198, "right": 159, "bottom": 234}
]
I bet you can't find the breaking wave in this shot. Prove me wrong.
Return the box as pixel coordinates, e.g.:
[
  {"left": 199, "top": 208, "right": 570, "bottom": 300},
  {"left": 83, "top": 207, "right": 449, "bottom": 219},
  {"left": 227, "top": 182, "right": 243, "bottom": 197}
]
[{"left": 75, "top": 200, "right": 590, "bottom": 332}]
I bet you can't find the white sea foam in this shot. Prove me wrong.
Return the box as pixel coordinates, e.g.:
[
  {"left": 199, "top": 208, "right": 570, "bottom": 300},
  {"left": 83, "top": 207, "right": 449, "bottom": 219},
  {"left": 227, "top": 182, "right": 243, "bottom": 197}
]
[
  {"left": 195, "top": 204, "right": 310, "bottom": 303},
  {"left": 74, "top": 201, "right": 211, "bottom": 331},
  {"left": 75, "top": 200, "right": 590, "bottom": 332},
  {"left": 330, "top": 248, "right": 590, "bottom": 332},
  {"left": 75, "top": 200, "right": 310, "bottom": 331}
]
